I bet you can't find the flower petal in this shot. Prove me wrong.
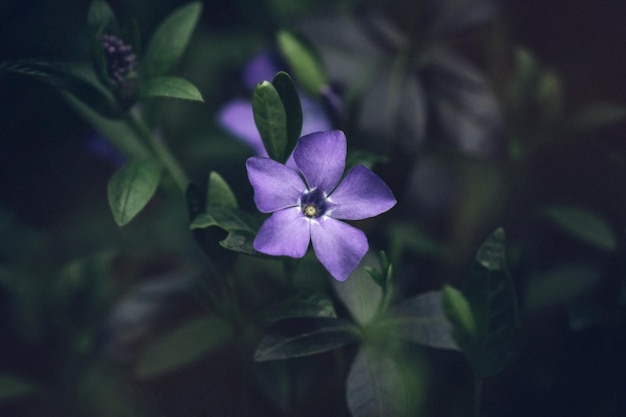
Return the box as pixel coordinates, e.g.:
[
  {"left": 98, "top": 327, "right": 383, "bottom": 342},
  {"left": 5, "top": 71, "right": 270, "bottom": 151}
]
[
  {"left": 243, "top": 51, "right": 281, "bottom": 91},
  {"left": 294, "top": 130, "right": 346, "bottom": 193},
  {"left": 254, "top": 208, "right": 310, "bottom": 258},
  {"left": 246, "top": 157, "right": 306, "bottom": 213},
  {"left": 301, "top": 96, "right": 333, "bottom": 136},
  {"left": 218, "top": 99, "right": 268, "bottom": 157},
  {"left": 310, "top": 217, "right": 368, "bottom": 281},
  {"left": 328, "top": 165, "right": 397, "bottom": 220}
]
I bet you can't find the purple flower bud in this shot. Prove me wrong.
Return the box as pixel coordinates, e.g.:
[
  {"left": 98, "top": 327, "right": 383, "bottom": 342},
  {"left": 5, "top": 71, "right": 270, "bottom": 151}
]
[{"left": 101, "top": 33, "right": 137, "bottom": 86}]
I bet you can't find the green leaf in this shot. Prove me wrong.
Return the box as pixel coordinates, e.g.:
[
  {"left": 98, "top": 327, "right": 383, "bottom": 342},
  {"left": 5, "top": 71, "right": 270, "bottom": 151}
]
[
  {"left": 87, "top": 0, "right": 117, "bottom": 34},
  {"left": 454, "top": 228, "right": 519, "bottom": 377},
  {"left": 272, "top": 71, "right": 303, "bottom": 158},
  {"left": 254, "top": 318, "right": 357, "bottom": 361},
  {"left": 206, "top": 171, "right": 237, "bottom": 209},
  {"left": 190, "top": 206, "right": 261, "bottom": 256},
  {"left": 332, "top": 255, "right": 383, "bottom": 326},
  {"left": 218, "top": 230, "right": 258, "bottom": 255},
  {"left": 252, "top": 80, "right": 288, "bottom": 162},
  {"left": 441, "top": 285, "right": 477, "bottom": 353},
  {"left": 540, "top": 206, "right": 616, "bottom": 251},
  {"left": 107, "top": 159, "right": 163, "bottom": 226},
  {"left": 346, "top": 346, "right": 410, "bottom": 417},
  {"left": 0, "top": 375, "right": 40, "bottom": 403},
  {"left": 136, "top": 316, "right": 233, "bottom": 378},
  {"left": 346, "top": 148, "right": 389, "bottom": 171},
  {"left": 260, "top": 292, "right": 337, "bottom": 322},
  {"left": 277, "top": 31, "right": 327, "bottom": 97},
  {"left": 0, "top": 60, "right": 120, "bottom": 118},
  {"left": 565, "top": 102, "right": 626, "bottom": 135},
  {"left": 389, "top": 290, "right": 459, "bottom": 350},
  {"left": 140, "top": 76, "right": 204, "bottom": 102},
  {"left": 143, "top": 2, "right": 202, "bottom": 78}
]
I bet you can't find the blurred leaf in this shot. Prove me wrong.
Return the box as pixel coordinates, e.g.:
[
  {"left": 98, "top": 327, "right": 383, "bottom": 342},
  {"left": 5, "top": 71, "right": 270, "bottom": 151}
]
[
  {"left": 389, "top": 290, "right": 459, "bottom": 350},
  {"left": 207, "top": 171, "right": 237, "bottom": 209},
  {"left": 272, "top": 71, "right": 303, "bottom": 158},
  {"left": 277, "top": 31, "right": 327, "bottom": 97},
  {"left": 253, "top": 80, "right": 288, "bottom": 162},
  {"left": 345, "top": 148, "right": 388, "bottom": 171},
  {"left": 441, "top": 284, "right": 477, "bottom": 352},
  {"left": 107, "top": 158, "right": 163, "bottom": 226},
  {"left": 254, "top": 318, "right": 357, "bottom": 361},
  {"left": 565, "top": 102, "right": 626, "bottom": 135},
  {"left": 332, "top": 255, "right": 383, "bottom": 326},
  {"left": 387, "top": 222, "right": 445, "bottom": 261},
  {"left": 140, "top": 76, "right": 204, "bottom": 102},
  {"left": 136, "top": 315, "right": 233, "bottom": 378},
  {"left": 454, "top": 228, "right": 519, "bottom": 377},
  {"left": 540, "top": 206, "right": 616, "bottom": 251},
  {"left": 260, "top": 292, "right": 337, "bottom": 322},
  {"left": 0, "top": 60, "right": 120, "bottom": 118},
  {"left": 0, "top": 375, "right": 40, "bottom": 403},
  {"left": 524, "top": 263, "right": 601, "bottom": 313},
  {"left": 346, "top": 346, "right": 410, "bottom": 417},
  {"left": 143, "top": 2, "right": 202, "bottom": 78}
]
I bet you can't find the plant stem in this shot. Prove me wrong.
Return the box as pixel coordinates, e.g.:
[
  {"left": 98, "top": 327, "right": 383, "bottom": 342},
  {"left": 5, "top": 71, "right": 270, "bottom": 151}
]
[
  {"left": 125, "top": 113, "right": 189, "bottom": 193},
  {"left": 474, "top": 376, "right": 483, "bottom": 417}
]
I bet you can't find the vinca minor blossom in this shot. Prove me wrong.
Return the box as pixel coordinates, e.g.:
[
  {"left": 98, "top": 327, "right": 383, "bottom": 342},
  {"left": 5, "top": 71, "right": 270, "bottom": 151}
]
[{"left": 246, "top": 130, "right": 396, "bottom": 281}]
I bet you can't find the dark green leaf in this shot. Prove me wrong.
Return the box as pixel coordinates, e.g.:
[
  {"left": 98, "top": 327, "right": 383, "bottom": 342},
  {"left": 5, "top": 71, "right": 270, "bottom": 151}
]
[
  {"left": 389, "top": 290, "right": 459, "bottom": 350},
  {"left": 136, "top": 316, "right": 233, "bottom": 378},
  {"left": 441, "top": 285, "right": 477, "bottom": 354},
  {"left": 346, "top": 346, "right": 410, "bottom": 417},
  {"left": 206, "top": 171, "right": 237, "bottom": 209},
  {"left": 87, "top": 0, "right": 117, "bottom": 34},
  {"left": 107, "top": 159, "right": 163, "bottom": 226},
  {"left": 253, "top": 81, "right": 288, "bottom": 162},
  {"left": 540, "top": 206, "right": 617, "bottom": 252},
  {"left": 254, "top": 318, "right": 357, "bottom": 361},
  {"left": 260, "top": 292, "right": 337, "bottom": 322},
  {"left": 346, "top": 148, "right": 388, "bottom": 171},
  {"left": 332, "top": 255, "right": 383, "bottom": 326},
  {"left": 219, "top": 230, "right": 259, "bottom": 255},
  {"left": 143, "top": 2, "right": 202, "bottom": 78},
  {"left": 0, "top": 60, "right": 120, "bottom": 118},
  {"left": 190, "top": 206, "right": 256, "bottom": 233},
  {"left": 272, "top": 71, "right": 303, "bottom": 158},
  {"left": 140, "top": 76, "right": 204, "bottom": 102},
  {"left": 0, "top": 375, "right": 40, "bottom": 403},
  {"left": 277, "top": 31, "right": 327, "bottom": 97},
  {"left": 565, "top": 102, "right": 626, "bottom": 135}
]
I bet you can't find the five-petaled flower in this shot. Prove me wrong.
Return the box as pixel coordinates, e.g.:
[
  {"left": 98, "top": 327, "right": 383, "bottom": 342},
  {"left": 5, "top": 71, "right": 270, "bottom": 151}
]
[{"left": 246, "top": 130, "right": 396, "bottom": 281}]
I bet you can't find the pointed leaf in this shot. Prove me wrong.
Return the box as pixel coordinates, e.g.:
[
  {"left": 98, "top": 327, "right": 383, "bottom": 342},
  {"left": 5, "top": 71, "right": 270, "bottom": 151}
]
[
  {"left": 140, "top": 76, "right": 204, "bottom": 102},
  {"left": 346, "top": 346, "right": 410, "bottom": 417},
  {"left": 143, "top": 2, "right": 202, "bottom": 78},
  {"left": 389, "top": 290, "right": 459, "bottom": 350},
  {"left": 252, "top": 80, "right": 288, "bottom": 162},
  {"left": 540, "top": 206, "right": 616, "bottom": 252},
  {"left": 277, "top": 31, "right": 327, "bottom": 97},
  {"left": 107, "top": 159, "right": 163, "bottom": 226},
  {"left": 272, "top": 71, "right": 303, "bottom": 158},
  {"left": 136, "top": 316, "right": 233, "bottom": 378},
  {"left": 441, "top": 284, "right": 477, "bottom": 354},
  {"left": 206, "top": 171, "right": 237, "bottom": 209},
  {"left": 254, "top": 318, "right": 357, "bottom": 361},
  {"left": 260, "top": 292, "right": 337, "bottom": 322}
]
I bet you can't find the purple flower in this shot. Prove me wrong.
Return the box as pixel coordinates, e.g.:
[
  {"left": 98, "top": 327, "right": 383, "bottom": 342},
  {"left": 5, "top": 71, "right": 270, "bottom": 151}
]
[
  {"left": 101, "top": 33, "right": 137, "bottom": 86},
  {"left": 218, "top": 52, "right": 333, "bottom": 159},
  {"left": 246, "top": 130, "right": 396, "bottom": 281}
]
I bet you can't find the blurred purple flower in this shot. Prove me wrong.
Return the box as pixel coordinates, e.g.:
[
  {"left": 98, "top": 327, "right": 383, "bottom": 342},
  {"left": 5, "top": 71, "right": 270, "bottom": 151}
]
[
  {"left": 218, "top": 52, "right": 333, "bottom": 159},
  {"left": 102, "top": 33, "right": 137, "bottom": 86},
  {"left": 246, "top": 130, "right": 396, "bottom": 281}
]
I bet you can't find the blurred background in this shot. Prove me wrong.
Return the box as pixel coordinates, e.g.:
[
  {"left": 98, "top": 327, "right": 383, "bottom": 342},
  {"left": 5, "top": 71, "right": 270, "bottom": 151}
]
[{"left": 1, "top": 0, "right": 626, "bottom": 416}]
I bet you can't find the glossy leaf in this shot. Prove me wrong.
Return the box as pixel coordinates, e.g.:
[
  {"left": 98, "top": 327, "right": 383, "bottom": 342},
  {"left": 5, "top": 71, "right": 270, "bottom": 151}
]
[
  {"left": 540, "top": 206, "right": 616, "bottom": 251},
  {"left": 254, "top": 318, "right": 357, "bottom": 361},
  {"left": 389, "top": 290, "right": 459, "bottom": 350},
  {"left": 136, "top": 316, "right": 233, "bottom": 378},
  {"left": 107, "top": 159, "right": 163, "bottom": 226},
  {"left": 272, "top": 71, "right": 303, "bottom": 158},
  {"left": 143, "top": 2, "right": 202, "bottom": 78},
  {"left": 260, "top": 292, "right": 337, "bottom": 322},
  {"left": 206, "top": 171, "right": 237, "bottom": 209},
  {"left": 0, "top": 375, "right": 40, "bottom": 403},
  {"left": 140, "top": 76, "right": 204, "bottom": 102},
  {"left": 252, "top": 80, "right": 288, "bottom": 162},
  {"left": 346, "top": 346, "right": 410, "bottom": 417},
  {"left": 0, "top": 60, "right": 120, "bottom": 118},
  {"left": 277, "top": 31, "right": 327, "bottom": 97}
]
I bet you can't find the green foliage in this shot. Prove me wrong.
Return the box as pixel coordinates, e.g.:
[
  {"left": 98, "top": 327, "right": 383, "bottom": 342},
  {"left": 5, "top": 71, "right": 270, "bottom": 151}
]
[
  {"left": 277, "top": 30, "right": 327, "bottom": 97},
  {"left": 143, "top": 2, "right": 202, "bottom": 79},
  {"left": 540, "top": 206, "right": 616, "bottom": 251},
  {"left": 107, "top": 158, "right": 163, "bottom": 226},
  {"left": 139, "top": 76, "right": 204, "bottom": 102},
  {"left": 136, "top": 316, "right": 234, "bottom": 378},
  {"left": 259, "top": 292, "right": 338, "bottom": 322},
  {"left": 272, "top": 71, "right": 303, "bottom": 158},
  {"left": 253, "top": 80, "right": 289, "bottom": 162},
  {"left": 206, "top": 171, "right": 238, "bottom": 208},
  {"left": 0, "top": 375, "right": 40, "bottom": 404}
]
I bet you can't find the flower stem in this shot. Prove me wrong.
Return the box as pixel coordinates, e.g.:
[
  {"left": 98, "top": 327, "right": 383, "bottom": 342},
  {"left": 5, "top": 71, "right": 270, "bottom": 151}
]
[
  {"left": 124, "top": 113, "right": 189, "bottom": 193},
  {"left": 474, "top": 376, "right": 483, "bottom": 417}
]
